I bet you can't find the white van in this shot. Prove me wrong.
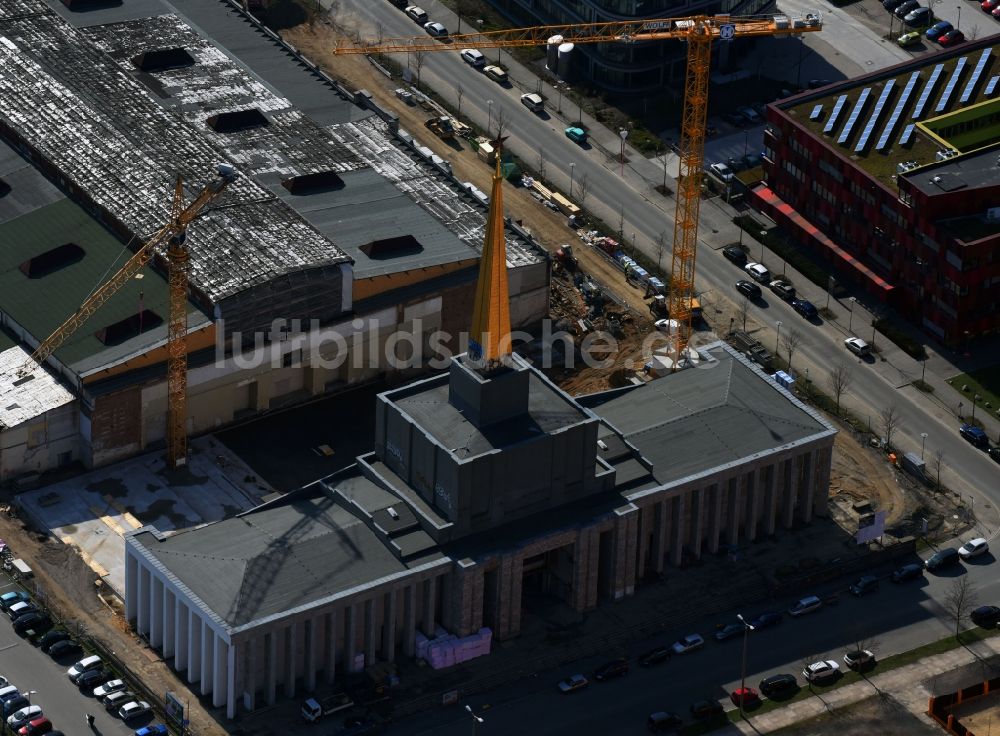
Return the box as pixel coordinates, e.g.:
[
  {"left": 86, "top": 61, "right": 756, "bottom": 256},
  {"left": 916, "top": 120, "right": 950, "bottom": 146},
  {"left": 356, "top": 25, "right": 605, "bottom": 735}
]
[
  {"left": 460, "top": 48, "right": 485, "bottom": 67},
  {"left": 520, "top": 93, "right": 544, "bottom": 112},
  {"left": 67, "top": 654, "right": 102, "bottom": 681}
]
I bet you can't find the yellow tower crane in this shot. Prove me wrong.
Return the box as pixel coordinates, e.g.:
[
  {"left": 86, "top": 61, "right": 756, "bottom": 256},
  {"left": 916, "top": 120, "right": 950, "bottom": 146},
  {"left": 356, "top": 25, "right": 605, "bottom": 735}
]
[
  {"left": 335, "top": 13, "right": 822, "bottom": 356},
  {"left": 15, "top": 164, "right": 238, "bottom": 470}
]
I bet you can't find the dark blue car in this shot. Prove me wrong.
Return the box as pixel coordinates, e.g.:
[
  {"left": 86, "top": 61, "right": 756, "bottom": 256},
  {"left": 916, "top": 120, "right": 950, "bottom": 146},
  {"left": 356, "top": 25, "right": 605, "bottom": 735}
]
[
  {"left": 792, "top": 298, "right": 818, "bottom": 319},
  {"left": 135, "top": 725, "right": 169, "bottom": 736},
  {"left": 960, "top": 424, "right": 989, "bottom": 449},
  {"left": 926, "top": 20, "right": 952, "bottom": 40}
]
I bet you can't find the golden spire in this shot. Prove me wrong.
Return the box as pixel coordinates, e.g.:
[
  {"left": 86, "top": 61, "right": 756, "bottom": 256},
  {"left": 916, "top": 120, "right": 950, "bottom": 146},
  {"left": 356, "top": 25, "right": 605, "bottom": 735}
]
[{"left": 467, "top": 136, "right": 512, "bottom": 371}]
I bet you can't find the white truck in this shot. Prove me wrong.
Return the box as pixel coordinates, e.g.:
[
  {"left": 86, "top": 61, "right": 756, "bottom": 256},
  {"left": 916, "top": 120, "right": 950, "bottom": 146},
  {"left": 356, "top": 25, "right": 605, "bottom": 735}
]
[{"left": 301, "top": 692, "right": 354, "bottom": 723}]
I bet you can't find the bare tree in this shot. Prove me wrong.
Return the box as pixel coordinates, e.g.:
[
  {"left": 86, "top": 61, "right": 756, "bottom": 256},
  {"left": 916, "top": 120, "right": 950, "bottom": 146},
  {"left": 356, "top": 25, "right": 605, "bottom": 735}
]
[
  {"left": 455, "top": 83, "right": 464, "bottom": 115},
  {"left": 493, "top": 107, "right": 507, "bottom": 139},
  {"left": 656, "top": 231, "right": 668, "bottom": 275},
  {"left": 455, "top": 0, "right": 462, "bottom": 34},
  {"left": 660, "top": 143, "right": 669, "bottom": 191},
  {"left": 878, "top": 404, "right": 901, "bottom": 450},
  {"left": 846, "top": 628, "right": 882, "bottom": 687},
  {"left": 737, "top": 297, "right": 751, "bottom": 332},
  {"left": 577, "top": 174, "right": 589, "bottom": 207},
  {"left": 943, "top": 576, "right": 979, "bottom": 639},
  {"left": 617, "top": 203, "right": 625, "bottom": 242},
  {"left": 537, "top": 146, "right": 546, "bottom": 181},
  {"left": 830, "top": 363, "right": 852, "bottom": 415},
  {"left": 413, "top": 48, "right": 427, "bottom": 90},
  {"left": 969, "top": 23, "right": 981, "bottom": 41},
  {"left": 782, "top": 329, "right": 804, "bottom": 375},
  {"left": 930, "top": 448, "right": 945, "bottom": 491}
]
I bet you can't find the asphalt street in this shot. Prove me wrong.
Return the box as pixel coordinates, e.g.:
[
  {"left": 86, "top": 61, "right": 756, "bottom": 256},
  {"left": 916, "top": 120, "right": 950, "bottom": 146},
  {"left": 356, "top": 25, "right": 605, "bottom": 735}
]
[
  {"left": 328, "top": 0, "right": 998, "bottom": 515},
  {"left": 396, "top": 553, "right": 999, "bottom": 735},
  {"left": 0, "top": 580, "right": 139, "bottom": 736}
]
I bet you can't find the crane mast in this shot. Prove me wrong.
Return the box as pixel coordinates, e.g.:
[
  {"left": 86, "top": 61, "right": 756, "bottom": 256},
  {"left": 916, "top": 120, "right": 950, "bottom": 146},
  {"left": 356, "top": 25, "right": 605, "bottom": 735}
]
[{"left": 335, "top": 13, "right": 822, "bottom": 357}]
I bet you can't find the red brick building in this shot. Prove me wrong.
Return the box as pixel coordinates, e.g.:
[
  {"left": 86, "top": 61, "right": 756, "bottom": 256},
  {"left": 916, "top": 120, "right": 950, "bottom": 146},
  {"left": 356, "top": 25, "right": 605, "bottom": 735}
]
[{"left": 754, "top": 35, "right": 1000, "bottom": 346}]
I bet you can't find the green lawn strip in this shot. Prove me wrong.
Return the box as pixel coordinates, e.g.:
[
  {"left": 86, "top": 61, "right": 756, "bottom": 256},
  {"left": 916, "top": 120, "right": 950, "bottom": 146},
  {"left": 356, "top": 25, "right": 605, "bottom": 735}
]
[
  {"left": 948, "top": 367, "right": 1000, "bottom": 423},
  {"left": 680, "top": 627, "right": 998, "bottom": 735}
]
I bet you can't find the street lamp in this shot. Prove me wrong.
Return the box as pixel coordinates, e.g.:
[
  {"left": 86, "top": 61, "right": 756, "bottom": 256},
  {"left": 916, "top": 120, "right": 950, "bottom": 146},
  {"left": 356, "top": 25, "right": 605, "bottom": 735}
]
[
  {"left": 569, "top": 162, "right": 576, "bottom": 198},
  {"left": 920, "top": 432, "right": 928, "bottom": 460},
  {"left": 972, "top": 393, "right": 981, "bottom": 422},
  {"left": 848, "top": 296, "right": 858, "bottom": 333},
  {"left": 775, "top": 320, "right": 783, "bottom": 355},
  {"left": 487, "top": 99, "right": 494, "bottom": 132},
  {"left": 465, "top": 705, "right": 485, "bottom": 735},
  {"left": 737, "top": 613, "right": 756, "bottom": 718},
  {"left": 619, "top": 127, "right": 628, "bottom": 176},
  {"left": 22, "top": 690, "right": 36, "bottom": 705},
  {"left": 957, "top": 3, "right": 962, "bottom": 28}
]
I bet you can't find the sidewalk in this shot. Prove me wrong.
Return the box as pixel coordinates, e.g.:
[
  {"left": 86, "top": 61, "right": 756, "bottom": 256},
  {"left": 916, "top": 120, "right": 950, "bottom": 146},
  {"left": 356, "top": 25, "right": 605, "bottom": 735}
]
[{"left": 722, "top": 632, "right": 1000, "bottom": 734}]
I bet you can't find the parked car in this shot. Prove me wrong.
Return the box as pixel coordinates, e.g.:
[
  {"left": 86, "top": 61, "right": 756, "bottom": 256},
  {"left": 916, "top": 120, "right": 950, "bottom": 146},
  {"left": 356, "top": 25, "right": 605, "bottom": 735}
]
[
  {"left": 638, "top": 646, "right": 672, "bottom": 666},
  {"left": 736, "top": 280, "right": 762, "bottom": 300},
  {"left": 709, "top": 162, "right": 734, "bottom": 182},
  {"left": 7, "top": 602, "right": 38, "bottom": 621},
  {"left": 723, "top": 111, "right": 750, "bottom": 127},
  {"left": 939, "top": 29, "right": 965, "bottom": 45},
  {"left": 792, "top": 298, "right": 819, "bottom": 319},
  {"left": 0, "top": 592, "right": 29, "bottom": 611},
  {"left": 769, "top": 279, "right": 796, "bottom": 301},
  {"left": 593, "top": 658, "right": 628, "bottom": 681},
  {"left": 671, "top": 634, "right": 705, "bottom": 655},
  {"left": 460, "top": 48, "right": 485, "bottom": 66},
  {"left": 737, "top": 106, "right": 763, "bottom": 125},
  {"left": 904, "top": 7, "right": 933, "bottom": 26},
  {"left": 730, "top": 687, "right": 760, "bottom": 706},
  {"left": 959, "top": 537, "right": 990, "bottom": 559},
  {"left": 743, "top": 152, "right": 763, "bottom": 168},
  {"left": 404, "top": 5, "right": 427, "bottom": 23},
  {"left": 744, "top": 262, "right": 771, "bottom": 283},
  {"left": 844, "top": 336, "right": 871, "bottom": 357},
  {"left": 982, "top": 0, "right": 1000, "bottom": 11},
  {"left": 898, "top": 30, "right": 922, "bottom": 47},
  {"left": 892, "top": 562, "right": 924, "bottom": 582},
  {"left": 13, "top": 613, "right": 51, "bottom": 637},
  {"left": 519, "top": 93, "right": 544, "bottom": 113},
  {"left": 883, "top": 0, "right": 909, "bottom": 10},
  {"left": 483, "top": 65, "right": 509, "bottom": 84},
  {"left": 76, "top": 669, "right": 108, "bottom": 690},
  {"left": 689, "top": 699, "right": 725, "bottom": 720},
  {"left": 849, "top": 575, "right": 880, "bottom": 596},
  {"left": 46, "top": 639, "right": 81, "bottom": 658},
  {"left": 134, "top": 726, "right": 169, "bottom": 736},
  {"left": 423, "top": 21, "right": 448, "bottom": 38},
  {"left": 714, "top": 623, "right": 746, "bottom": 641},
  {"left": 926, "top": 20, "right": 953, "bottom": 39},
  {"left": 802, "top": 659, "right": 841, "bottom": 682},
  {"left": 6, "top": 706, "right": 42, "bottom": 732},
  {"left": 2, "top": 698, "right": 28, "bottom": 718},
  {"left": 38, "top": 630, "right": 70, "bottom": 653},
  {"left": 557, "top": 674, "right": 589, "bottom": 693},
  {"left": 104, "top": 690, "right": 136, "bottom": 712},
  {"left": 564, "top": 126, "right": 587, "bottom": 144},
  {"left": 990, "top": 446, "right": 1000, "bottom": 463},
  {"left": 749, "top": 611, "right": 783, "bottom": 629},
  {"left": 647, "top": 711, "right": 683, "bottom": 732},
  {"left": 789, "top": 595, "right": 823, "bottom": 616},
  {"left": 894, "top": 0, "right": 920, "bottom": 17},
  {"left": 68, "top": 655, "right": 103, "bottom": 682},
  {"left": 971, "top": 605, "right": 1000, "bottom": 628},
  {"left": 844, "top": 649, "right": 876, "bottom": 670},
  {"left": 119, "top": 701, "right": 152, "bottom": 721},
  {"left": 959, "top": 424, "right": 989, "bottom": 449},
  {"left": 723, "top": 244, "right": 748, "bottom": 266},
  {"left": 925, "top": 547, "right": 961, "bottom": 571},
  {"left": 0, "top": 687, "right": 20, "bottom": 704},
  {"left": 94, "top": 679, "right": 127, "bottom": 699},
  {"left": 807, "top": 78, "right": 832, "bottom": 89},
  {"left": 18, "top": 716, "right": 51, "bottom": 736},
  {"left": 759, "top": 673, "right": 799, "bottom": 698}
]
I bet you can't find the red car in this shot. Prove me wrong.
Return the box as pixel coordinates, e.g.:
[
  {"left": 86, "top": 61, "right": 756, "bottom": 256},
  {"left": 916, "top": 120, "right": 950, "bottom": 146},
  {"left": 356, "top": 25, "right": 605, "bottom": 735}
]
[
  {"left": 982, "top": 0, "right": 999, "bottom": 10},
  {"left": 993, "top": 5, "right": 1000, "bottom": 17},
  {"left": 939, "top": 29, "right": 965, "bottom": 45},
  {"left": 730, "top": 687, "right": 761, "bottom": 707},
  {"left": 18, "top": 717, "right": 52, "bottom": 736}
]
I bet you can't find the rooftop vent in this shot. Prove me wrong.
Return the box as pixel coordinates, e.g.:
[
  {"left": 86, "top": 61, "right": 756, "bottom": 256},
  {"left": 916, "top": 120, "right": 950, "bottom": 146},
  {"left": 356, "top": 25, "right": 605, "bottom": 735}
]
[
  {"left": 61, "top": 0, "right": 123, "bottom": 8},
  {"left": 360, "top": 235, "right": 424, "bottom": 259},
  {"left": 387, "top": 507, "right": 399, "bottom": 520},
  {"left": 935, "top": 148, "right": 959, "bottom": 161},
  {"left": 132, "top": 48, "right": 195, "bottom": 72},
  {"left": 19, "top": 243, "right": 85, "bottom": 279},
  {"left": 206, "top": 108, "right": 269, "bottom": 134},
  {"left": 94, "top": 310, "right": 163, "bottom": 346},
  {"left": 281, "top": 171, "right": 345, "bottom": 194}
]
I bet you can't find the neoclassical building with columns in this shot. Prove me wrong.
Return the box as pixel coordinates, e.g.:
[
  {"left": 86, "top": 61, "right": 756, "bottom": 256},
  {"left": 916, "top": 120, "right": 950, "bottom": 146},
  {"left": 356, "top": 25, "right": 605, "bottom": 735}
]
[{"left": 124, "top": 341, "right": 836, "bottom": 718}]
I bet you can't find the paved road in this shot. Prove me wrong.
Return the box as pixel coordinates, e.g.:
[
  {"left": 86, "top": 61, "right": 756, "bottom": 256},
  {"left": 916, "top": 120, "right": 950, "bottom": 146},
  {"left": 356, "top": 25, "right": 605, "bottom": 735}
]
[
  {"left": 394, "top": 554, "right": 999, "bottom": 735},
  {"left": 0, "top": 579, "right": 138, "bottom": 736}
]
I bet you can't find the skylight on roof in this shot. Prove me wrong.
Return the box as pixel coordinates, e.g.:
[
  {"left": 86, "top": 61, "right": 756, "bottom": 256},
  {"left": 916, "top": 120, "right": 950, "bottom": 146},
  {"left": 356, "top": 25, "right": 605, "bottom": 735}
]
[
  {"left": 206, "top": 109, "right": 269, "bottom": 133},
  {"left": 19, "top": 243, "right": 85, "bottom": 279},
  {"left": 132, "top": 47, "right": 195, "bottom": 73},
  {"left": 94, "top": 310, "right": 163, "bottom": 346}
]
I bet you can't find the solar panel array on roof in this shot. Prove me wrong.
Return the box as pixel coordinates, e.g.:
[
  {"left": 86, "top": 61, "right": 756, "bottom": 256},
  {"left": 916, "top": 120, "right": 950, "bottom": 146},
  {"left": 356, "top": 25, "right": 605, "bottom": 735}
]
[
  {"left": 838, "top": 88, "right": 871, "bottom": 145},
  {"left": 823, "top": 95, "right": 848, "bottom": 134},
  {"left": 876, "top": 71, "right": 921, "bottom": 151},
  {"left": 809, "top": 104, "right": 824, "bottom": 120},
  {"left": 960, "top": 49, "right": 992, "bottom": 104},
  {"left": 900, "top": 123, "right": 916, "bottom": 146},
  {"left": 935, "top": 56, "right": 969, "bottom": 113},
  {"left": 913, "top": 64, "right": 945, "bottom": 119},
  {"left": 987, "top": 75, "right": 1000, "bottom": 96},
  {"left": 855, "top": 80, "right": 895, "bottom": 153}
]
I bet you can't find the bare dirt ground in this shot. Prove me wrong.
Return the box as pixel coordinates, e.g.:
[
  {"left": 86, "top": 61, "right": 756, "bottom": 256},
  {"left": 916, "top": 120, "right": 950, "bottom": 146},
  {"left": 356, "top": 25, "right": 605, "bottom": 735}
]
[
  {"left": 0, "top": 510, "right": 228, "bottom": 736},
  {"left": 952, "top": 697, "right": 1000, "bottom": 734},
  {"left": 770, "top": 695, "right": 942, "bottom": 735}
]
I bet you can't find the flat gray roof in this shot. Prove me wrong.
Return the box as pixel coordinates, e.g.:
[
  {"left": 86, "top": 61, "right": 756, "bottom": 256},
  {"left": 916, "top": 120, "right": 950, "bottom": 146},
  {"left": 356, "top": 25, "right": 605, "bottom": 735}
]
[
  {"left": 392, "top": 371, "right": 590, "bottom": 460},
  {"left": 583, "top": 345, "right": 834, "bottom": 487},
  {"left": 134, "top": 490, "right": 442, "bottom": 629}
]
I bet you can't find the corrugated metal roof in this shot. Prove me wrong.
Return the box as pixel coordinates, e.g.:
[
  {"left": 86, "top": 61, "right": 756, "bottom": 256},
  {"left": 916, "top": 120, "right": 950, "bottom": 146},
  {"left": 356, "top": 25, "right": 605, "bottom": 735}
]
[{"left": 0, "top": 346, "right": 74, "bottom": 429}]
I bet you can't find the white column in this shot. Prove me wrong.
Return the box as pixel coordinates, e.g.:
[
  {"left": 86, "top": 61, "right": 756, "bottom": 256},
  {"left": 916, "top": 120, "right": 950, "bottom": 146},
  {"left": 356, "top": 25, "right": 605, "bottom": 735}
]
[
  {"left": 200, "top": 620, "right": 213, "bottom": 695},
  {"left": 150, "top": 577, "right": 164, "bottom": 649},
  {"left": 175, "top": 599, "right": 188, "bottom": 671},
  {"left": 187, "top": 609, "right": 201, "bottom": 684},
  {"left": 382, "top": 591, "right": 397, "bottom": 662},
  {"left": 227, "top": 640, "right": 237, "bottom": 719},
  {"left": 324, "top": 611, "right": 338, "bottom": 684},
  {"left": 125, "top": 552, "right": 139, "bottom": 624},
  {"left": 284, "top": 622, "right": 297, "bottom": 698},
  {"left": 304, "top": 618, "right": 317, "bottom": 692},
  {"left": 136, "top": 565, "right": 149, "bottom": 636},
  {"left": 163, "top": 589, "right": 176, "bottom": 658},
  {"left": 265, "top": 632, "right": 277, "bottom": 706},
  {"left": 243, "top": 637, "right": 257, "bottom": 712},
  {"left": 213, "top": 635, "right": 228, "bottom": 707}
]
